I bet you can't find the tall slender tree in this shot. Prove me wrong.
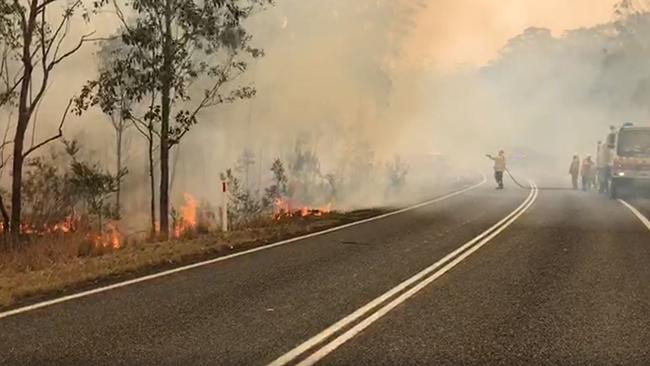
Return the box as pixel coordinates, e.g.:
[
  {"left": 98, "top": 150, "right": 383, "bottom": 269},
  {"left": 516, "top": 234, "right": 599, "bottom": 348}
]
[
  {"left": 75, "top": 47, "right": 160, "bottom": 237},
  {"left": 1, "top": 0, "right": 102, "bottom": 239},
  {"left": 90, "top": 0, "right": 271, "bottom": 239}
]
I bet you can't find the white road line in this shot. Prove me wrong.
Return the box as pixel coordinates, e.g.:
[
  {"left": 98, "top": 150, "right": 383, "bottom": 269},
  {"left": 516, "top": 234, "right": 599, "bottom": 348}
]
[
  {"left": 295, "top": 183, "right": 538, "bottom": 366},
  {"left": 619, "top": 199, "right": 650, "bottom": 233},
  {"left": 0, "top": 178, "right": 486, "bottom": 321},
  {"left": 269, "top": 182, "right": 537, "bottom": 366}
]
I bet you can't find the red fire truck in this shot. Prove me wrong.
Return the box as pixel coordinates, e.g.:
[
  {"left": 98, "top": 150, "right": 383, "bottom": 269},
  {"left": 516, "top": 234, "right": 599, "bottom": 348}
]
[{"left": 606, "top": 123, "right": 650, "bottom": 198}]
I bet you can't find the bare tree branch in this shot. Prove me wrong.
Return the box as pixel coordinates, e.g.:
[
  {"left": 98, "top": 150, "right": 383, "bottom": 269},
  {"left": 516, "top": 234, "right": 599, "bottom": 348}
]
[
  {"left": 0, "top": 111, "right": 13, "bottom": 176},
  {"left": 34, "top": 0, "right": 66, "bottom": 14},
  {"left": 28, "top": 29, "right": 95, "bottom": 115},
  {"left": 0, "top": 140, "right": 12, "bottom": 151},
  {"left": 22, "top": 97, "right": 71, "bottom": 159}
]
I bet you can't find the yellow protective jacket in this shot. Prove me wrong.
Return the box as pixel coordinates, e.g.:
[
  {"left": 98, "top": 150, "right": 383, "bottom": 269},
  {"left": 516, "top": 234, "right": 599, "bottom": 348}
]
[{"left": 491, "top": 155, "right": 506, "bottom": 172}]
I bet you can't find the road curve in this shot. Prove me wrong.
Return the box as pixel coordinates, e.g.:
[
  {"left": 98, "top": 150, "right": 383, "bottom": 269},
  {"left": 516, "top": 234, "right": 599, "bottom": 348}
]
[
  {"left": 2, "top": 184, "right": 648, "bottom": 366},
  {"left": 0, "top": 181, "right": 529, "bottom": 365},
  {"left": 318, "top": 189, "right": 650, "bottom": 365}
]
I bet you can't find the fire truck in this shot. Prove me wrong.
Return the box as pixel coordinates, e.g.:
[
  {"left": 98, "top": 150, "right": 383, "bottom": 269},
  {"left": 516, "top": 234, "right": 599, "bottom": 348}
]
[{"left": 606, "top": 123, "right": 650, "bottom": 198}]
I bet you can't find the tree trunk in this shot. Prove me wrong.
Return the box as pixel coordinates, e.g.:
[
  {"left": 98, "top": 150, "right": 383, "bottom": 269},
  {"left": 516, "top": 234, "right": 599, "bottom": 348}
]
[
  {"left": 0, "top": 192, "right": 9, "bottom": 233},
  {"left": 115, "top": 122, "right": 123, "bottom": 218},
  {"left": 10, "top": 3, "right": 37, "bottom": 240},
  {"left": 10, "top": 75, "right": 32, "bottom": 238},
  {"left": 158, "top": 0, "right": 173, "bottom": 240},
  {"left": 10, "top": 116, "right": 28, "bottom": 239},
  {"left": 148, "top": 129, "right": 156, "bottom": 238}
]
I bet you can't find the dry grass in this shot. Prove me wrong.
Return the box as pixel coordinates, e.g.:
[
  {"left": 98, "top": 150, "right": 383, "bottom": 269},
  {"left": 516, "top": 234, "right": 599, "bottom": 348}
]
[{"left": 0, "top": 210, "right": 381, "bottom": 308}]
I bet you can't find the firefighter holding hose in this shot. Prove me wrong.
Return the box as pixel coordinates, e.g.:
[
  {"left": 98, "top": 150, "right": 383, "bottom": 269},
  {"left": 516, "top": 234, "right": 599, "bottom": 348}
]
[{"left": 486, "top": 150, "right": 506, "bottom": 189}]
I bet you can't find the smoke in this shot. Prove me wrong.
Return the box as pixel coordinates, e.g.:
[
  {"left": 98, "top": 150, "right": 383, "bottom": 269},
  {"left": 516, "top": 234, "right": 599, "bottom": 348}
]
[
  {"left": 4, "top": 0, "right": 647, "bottom": 228},
  {"left": 412, "top": 1, "right": 650, "bottom": 180}
]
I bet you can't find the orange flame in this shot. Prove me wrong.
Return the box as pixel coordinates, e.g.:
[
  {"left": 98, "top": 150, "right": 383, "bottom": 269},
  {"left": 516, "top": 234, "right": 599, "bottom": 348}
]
[
  {"left": 106, "top": 222, "right": 121, "bottom": 249},
  {"left": 17, "top": 215, "right": 77, "bottom": 236},
  {"left": 273, "top": 197, "right": 333, "bottom": 220},
  {"left": 174, "top": 193, "right": 197, "bottom": 238},
  {"left": 90, "top": 222, "right": 121, "bottom": 249}
]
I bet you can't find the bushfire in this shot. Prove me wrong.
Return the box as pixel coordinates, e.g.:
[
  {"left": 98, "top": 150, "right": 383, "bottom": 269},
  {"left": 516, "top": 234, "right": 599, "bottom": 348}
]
[
  {"left": 0, "top": 215, "right": 123, "bottom": 250},
  {"left": 1, "top": 192, "right": 331, "bottom": 247},
  {"left": 91, "top": 221, "right": 122, "bottom": 249},
  {"left": 17, "top": 214, "right": 76, "bottom": 235},
  {"left": 273, "top": 198, "right": 332, "bottom": 220},
  {"left": 173, "top": 193, "right": 197, "bottom": 238}
]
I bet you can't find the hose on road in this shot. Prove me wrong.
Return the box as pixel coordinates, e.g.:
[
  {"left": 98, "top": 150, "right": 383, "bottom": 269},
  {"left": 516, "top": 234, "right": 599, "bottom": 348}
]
[
  {"left": 485, "top": 156, "right": 576, "bottom": 191},
  {"left": 504, "top": 168, "right": 574, "bottom": 191}
]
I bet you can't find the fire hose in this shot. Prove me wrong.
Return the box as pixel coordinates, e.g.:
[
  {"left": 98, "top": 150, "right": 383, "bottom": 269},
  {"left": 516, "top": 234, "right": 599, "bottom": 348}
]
[
  {"left": 485, "top": 155, "right": 578, "bottom": 191},
  {"left": 504, "top": 168, "right": 576, "bottom": 191}
]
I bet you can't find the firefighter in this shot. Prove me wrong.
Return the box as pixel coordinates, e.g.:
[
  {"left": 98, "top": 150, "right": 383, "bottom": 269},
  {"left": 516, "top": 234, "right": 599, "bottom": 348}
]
[
  {"left": 486, "top": 150, "right": 506, "bottom": 189},
  {"left": 569, "top": 155, "right": 580, "bottom": 189},
  {"left": 598, "top": 139, "right": 612, "bottom": 193},
  {"left": 581, "top": 155, "right": 595, "bottom": 191}
]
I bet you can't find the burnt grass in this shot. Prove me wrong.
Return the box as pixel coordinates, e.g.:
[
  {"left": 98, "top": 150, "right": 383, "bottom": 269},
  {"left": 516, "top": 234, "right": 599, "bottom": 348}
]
[{"left": 0, "top": 208, "right": 388, "bottom": 311}]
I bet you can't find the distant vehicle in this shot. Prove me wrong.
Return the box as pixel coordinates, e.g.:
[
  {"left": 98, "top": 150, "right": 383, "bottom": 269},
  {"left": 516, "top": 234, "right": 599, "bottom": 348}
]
[{"left": 606, "top": 123, "right": 650, "bottom": 198}]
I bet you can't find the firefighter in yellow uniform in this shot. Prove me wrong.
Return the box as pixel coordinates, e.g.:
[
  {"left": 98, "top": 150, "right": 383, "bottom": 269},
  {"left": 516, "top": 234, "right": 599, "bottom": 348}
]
[{"left": 487, "top": 150, "right": 506, "bottom": 189}]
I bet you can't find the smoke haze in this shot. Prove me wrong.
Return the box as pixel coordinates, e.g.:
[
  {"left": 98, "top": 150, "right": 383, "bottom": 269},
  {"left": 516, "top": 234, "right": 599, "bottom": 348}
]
[{"left": 5, "top": 0, "right": 648, "bottom": 229}]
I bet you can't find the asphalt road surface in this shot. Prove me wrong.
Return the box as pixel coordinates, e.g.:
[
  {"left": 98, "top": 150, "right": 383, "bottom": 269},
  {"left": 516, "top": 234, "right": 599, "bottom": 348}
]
[{"left": 1, "top": 177, "right": 649, "bottom": 365}]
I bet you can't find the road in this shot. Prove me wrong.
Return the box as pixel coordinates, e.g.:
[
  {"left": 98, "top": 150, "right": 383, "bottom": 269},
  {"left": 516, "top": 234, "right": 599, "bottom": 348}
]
[{"left": 1, "top": 178, "right": 649, "bottom": 365}]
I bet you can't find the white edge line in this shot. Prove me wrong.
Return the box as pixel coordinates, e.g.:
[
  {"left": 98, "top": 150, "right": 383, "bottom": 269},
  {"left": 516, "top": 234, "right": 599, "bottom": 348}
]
[
  {"left": 268, "top": 182, "right": 536, "bottom": 366},
  {"left": 295, "top": 183, "right": 538, "bottom": 366},
  {"left": 0, "top": 177, "right": 487, "bottom": 320},
  {"left": 618, "top": 199, "right": 650, "bottom": 232}
]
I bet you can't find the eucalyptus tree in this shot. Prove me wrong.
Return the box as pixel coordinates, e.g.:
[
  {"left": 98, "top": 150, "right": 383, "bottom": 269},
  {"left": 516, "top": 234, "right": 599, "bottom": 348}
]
[{"left": 83, "top": 0, "right": 271, "bottom": 238}]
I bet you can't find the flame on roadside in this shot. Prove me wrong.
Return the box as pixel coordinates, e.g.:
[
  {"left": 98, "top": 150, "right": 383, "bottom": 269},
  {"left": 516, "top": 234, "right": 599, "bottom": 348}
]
[
  {"left": 174, "top": 193, "right": 197, "bottom": 238},
  {"left": 12, "top": 215, "right": 77, "bottom": 236},
  {"left": 90, "top": 221, "right": 122, "bottom": 249},
  {"left": 273, "top": 198, "right": 332, "bottom": 220},
  {"left": 3, "top": 214, "right": 123, "bottom": 250}
]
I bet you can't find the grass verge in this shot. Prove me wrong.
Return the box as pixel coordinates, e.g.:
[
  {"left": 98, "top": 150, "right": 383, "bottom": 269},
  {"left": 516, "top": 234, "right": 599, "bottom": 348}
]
[{"left": 0, "top": 209, "right": 386, "bottom": 310}]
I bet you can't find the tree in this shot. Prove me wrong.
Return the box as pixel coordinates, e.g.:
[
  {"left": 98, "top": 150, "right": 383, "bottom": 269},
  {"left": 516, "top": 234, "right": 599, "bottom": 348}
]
[
  {"left": 21, "top": 150, "right": 75, "bottom": 231},
  {"left": 66, "top": 140, "right": 126, "bottom": 231},
  {"left": 0, "top": 2, "right": 20, "bottom": 233},
  {"left": 614, "top": 0, "right": 649, "bottom": 17},
  {"left": 262, "top": 158, "right": 287, "bottom": 208},
  {"left": 0, "top": 119, "right": 12, "bottom": 230},
  {"left": 75, "top": 50, "right": 160, "bottom": 237},
  {"left": 1, "top": 0, "right": 102, "bottom": 239},
  {"left": 220, "top": 168, "right": 261, "bottom": 225},
  {"left": 75, "top": 40, "right": 133, "bottom": 220},
  {"left": 90, "top": 0, "right": 271, "bottom": 239},
  {"left": 0, "top": 1, "right": 21, "bottom": 109},
  {"left": 97, "top": 42, "right": 131, "bottom": 219}
]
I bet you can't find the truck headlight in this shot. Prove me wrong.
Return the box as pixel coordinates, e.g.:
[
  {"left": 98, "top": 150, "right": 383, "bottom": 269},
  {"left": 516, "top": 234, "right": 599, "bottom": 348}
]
[{"left": 617, "top": 172, "right": 626, "bottom": 176}]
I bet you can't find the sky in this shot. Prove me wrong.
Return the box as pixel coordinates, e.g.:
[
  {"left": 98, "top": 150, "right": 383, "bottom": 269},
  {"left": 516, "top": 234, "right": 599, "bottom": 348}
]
[
  {"left": 0, "top": 0, "right": 637, "bottom": 218},
  {"left": 401, "top": 0, "right": 620, "bottom": 69}
]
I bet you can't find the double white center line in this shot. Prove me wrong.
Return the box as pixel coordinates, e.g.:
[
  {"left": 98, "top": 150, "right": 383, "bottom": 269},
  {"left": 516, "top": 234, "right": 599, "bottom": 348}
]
[{"left": 270, "top": 182, "right": 539, "bottom": 366}]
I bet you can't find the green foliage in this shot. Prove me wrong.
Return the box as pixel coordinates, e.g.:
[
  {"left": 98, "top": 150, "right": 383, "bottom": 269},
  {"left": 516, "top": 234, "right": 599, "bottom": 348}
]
[
  {"left": 21, "top": 154, "right": 76, "bottom": 229},
  {"left": 65, "top": 140, "right": 127, "bottom": 226},
  {"left": 17, "top": 140, "right": 128, "bottom": 232},
  {"left": 262, "top": 158, "right": 287, "bottom": 208},
  {"left": 68, "top": 161, "right": 126, "bottom": 223},
  {"left": 220, "top": 168, "right": 261, "bottom": 225},
  {"left": 77, "top": 0, "right": 272, "bottom": 145}
]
